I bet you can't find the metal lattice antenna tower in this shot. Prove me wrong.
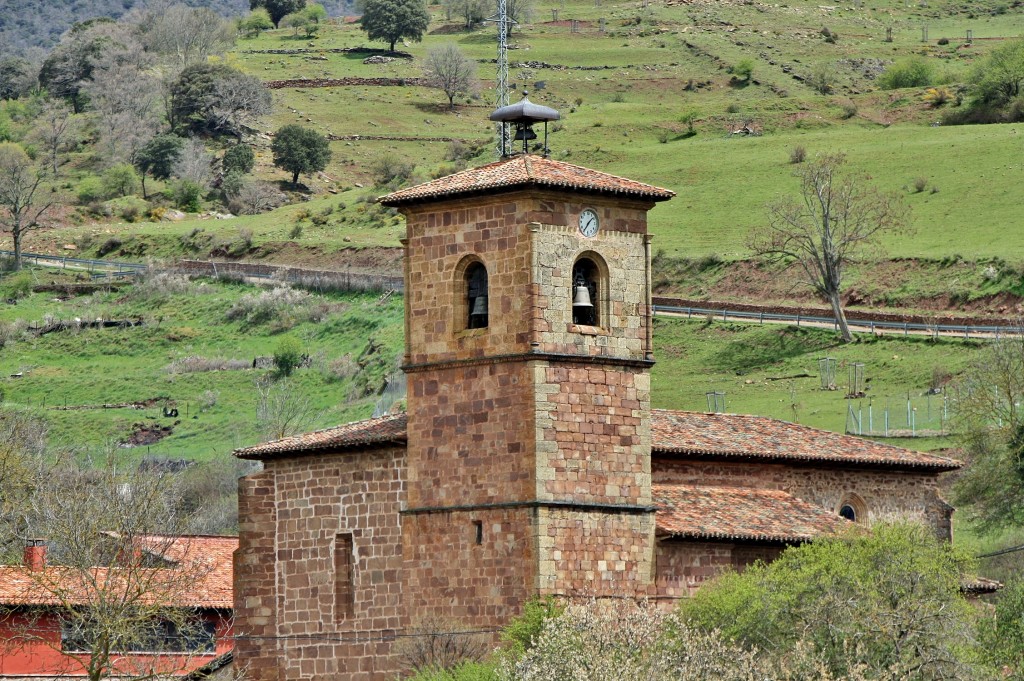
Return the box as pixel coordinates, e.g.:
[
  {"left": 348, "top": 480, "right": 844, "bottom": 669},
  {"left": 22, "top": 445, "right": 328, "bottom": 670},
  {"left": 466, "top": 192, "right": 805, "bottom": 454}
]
[{"left": 494, "top": 0, "right": 510, "bottom": 157}]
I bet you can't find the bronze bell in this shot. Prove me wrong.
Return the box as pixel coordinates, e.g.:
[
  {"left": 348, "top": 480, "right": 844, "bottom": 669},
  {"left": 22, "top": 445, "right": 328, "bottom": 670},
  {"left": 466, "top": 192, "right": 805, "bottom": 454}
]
[
  {"left": 572, "top": 285, "right": 593, "bottom": 308},
  {"left": 470, "top": 295, "right": 488, "bottom": 317},
  {"left": 513, "top": 125, "right": 538, "bottom": 141}
]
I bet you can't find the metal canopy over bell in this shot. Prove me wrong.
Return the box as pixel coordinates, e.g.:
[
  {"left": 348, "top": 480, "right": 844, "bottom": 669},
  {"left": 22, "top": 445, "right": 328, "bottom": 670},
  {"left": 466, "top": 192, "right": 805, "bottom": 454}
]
[{"left": 489, "top": 91, "right": 560, "bottom": 157}]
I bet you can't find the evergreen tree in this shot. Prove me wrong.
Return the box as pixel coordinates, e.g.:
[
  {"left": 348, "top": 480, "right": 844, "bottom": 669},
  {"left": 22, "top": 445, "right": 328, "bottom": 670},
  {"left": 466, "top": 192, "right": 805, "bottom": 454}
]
[
  {"left": 359, "top": 0, "right": 430, "bottom": 52},
  {"left": 271, "top": 125, "right": 331, "bottom": 185}
]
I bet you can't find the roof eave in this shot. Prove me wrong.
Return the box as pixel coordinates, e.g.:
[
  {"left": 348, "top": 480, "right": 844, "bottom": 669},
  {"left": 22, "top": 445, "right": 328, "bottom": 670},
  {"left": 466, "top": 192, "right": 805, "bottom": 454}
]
[
  {"left": 651, "top": 447, "right": 962, "bottom": 472},
  {"left": 379, "top": 180, "right": 673, "bottom": 208},
  {"left": 234, "top": 436, "right": 408, "bottom": 460}
]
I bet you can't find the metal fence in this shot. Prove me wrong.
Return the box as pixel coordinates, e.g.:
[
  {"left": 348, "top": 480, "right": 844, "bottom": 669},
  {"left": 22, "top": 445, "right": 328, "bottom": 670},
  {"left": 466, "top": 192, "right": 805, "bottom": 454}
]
[{"left": 844, "top": 393, "right": 951, "bottom": 437}]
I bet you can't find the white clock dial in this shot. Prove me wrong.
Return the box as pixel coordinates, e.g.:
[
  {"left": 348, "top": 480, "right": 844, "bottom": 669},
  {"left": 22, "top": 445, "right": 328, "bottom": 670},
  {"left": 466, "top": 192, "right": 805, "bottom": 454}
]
[{"left": 578, "top": 209, "right": 599, "bottom": 237}]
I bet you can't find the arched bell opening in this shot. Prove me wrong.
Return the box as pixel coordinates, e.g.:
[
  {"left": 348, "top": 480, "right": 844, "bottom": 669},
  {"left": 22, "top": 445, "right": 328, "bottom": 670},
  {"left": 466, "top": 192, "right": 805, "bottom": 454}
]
[
  {"left": 571, "top": 256, "right": 602, "bottom": 327},
  {"left": 464, "top": 261, "right": 489, "bottom": 330}
]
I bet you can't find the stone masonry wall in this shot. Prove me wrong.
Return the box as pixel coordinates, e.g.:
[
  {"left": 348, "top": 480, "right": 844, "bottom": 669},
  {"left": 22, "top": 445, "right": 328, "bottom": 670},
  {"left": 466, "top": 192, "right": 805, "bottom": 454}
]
[
  {"left": 655, "top": 541, "right": 783, "bottom": 598},
  {"left": 235, "top": 470, "right": 280, "bottom": 681},
  {"left": 402, "top": 507, "right": 537, "bottom": 630},
  {"left": 405, "top": 362, "right": 536, "bottom": 509},
  {"left": 535, "top": 361, "right": 652, "bottom": 506},
  {"left": 536, "top": 508, "right": 656, "bottom": 597},
  {"left": 235, "top": 448, "right": 407, "bottom": 681},
  {"left": 652, "top": 459, "right": 953, "bottom": 538}
]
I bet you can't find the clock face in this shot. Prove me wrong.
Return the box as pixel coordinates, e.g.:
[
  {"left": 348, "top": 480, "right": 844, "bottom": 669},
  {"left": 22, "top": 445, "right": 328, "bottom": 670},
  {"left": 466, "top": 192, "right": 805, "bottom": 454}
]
[{"left": 578, "top": 209, "right": 599, "bottom": 238}]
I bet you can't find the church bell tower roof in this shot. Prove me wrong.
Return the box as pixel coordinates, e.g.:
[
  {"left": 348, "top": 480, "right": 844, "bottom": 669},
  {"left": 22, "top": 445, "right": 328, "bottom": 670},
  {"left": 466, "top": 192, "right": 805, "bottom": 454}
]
[{"left": 378, "top": 154, "right": 675, "bottom": 207}]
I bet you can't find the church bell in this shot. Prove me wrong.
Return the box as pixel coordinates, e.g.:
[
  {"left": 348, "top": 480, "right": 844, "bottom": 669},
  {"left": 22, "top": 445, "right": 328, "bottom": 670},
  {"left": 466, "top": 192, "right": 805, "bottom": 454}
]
[
  {"left": 470, "top": 294, "right": 488, "bottom": 317},
  {"left": 572, "top": 284, "right": 593, "bottom": 309}
]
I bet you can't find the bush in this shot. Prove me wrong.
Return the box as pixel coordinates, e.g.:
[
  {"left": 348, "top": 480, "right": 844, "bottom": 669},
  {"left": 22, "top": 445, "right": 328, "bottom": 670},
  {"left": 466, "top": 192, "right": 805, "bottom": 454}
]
[
  {"left": 223, "top": 144, "right": 255, "bottom": 175},
  {"left": 76, "top": 176, "right": 104, "bottom": 204},
  {"left": 101, "top": 163, "right": 139, "bottom": 198},
  {"left": 789, "top": 145, "right": 807, "bottom": 164},
  {"left": 0, "top": 272, "right": 32, "bottom": 300},
  {"left": 133, "top": 270, "right": 194, "bottom": 300},
  {"left": 226, "top": 285, "right": 313, "bottom": 327},
  {"left": 170, "top": 179, "right": 203, "bottom": 212},
  {"left": 272, "top": 337, "right": 304, "bottom": 377},
  {"left": 166, "top": 356, "right": 251, "bottom": 374},
  {"left": 808, "top": 65, "right": 835, "bottom": 94},
  {"left": 372, "top": 153, "right": 415, "bottom": 188},
  {"left": 731, "top": 58, "right": 754, "bottom": 81},
  {"left": 878, "top": 57, "right": 935, "bottom": 89},
  {"left": 912, "top": 176, "right": 928, "bottom": 193}
]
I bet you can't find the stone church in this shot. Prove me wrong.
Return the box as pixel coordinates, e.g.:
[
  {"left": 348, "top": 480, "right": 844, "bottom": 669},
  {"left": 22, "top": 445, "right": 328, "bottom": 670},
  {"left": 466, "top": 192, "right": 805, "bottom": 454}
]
[{"left": 232, "top": 147, "right": 960, "bottom": 680}]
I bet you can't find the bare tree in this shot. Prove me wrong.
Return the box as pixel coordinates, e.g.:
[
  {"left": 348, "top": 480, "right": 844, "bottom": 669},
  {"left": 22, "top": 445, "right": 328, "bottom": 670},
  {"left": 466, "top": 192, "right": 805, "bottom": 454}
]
[
  {"left": 29, "top": 100, "right": 82, "bottom": 176},
  {"left": 209, "top": 74, "right": 272, "bottom": 141},
  {"left": 441, "top": 0, "right": 488, "bottom": 28},
  {"left": 172, "top": 138, "right": 214, "bottom": 189},
  {"left": 423, "top": 44, "right": 479, "bottom": 110},
  {"left": 0, "top": 410, "right": 46, "bottom": 562},
  {"left": 0, "top": 143, "right": 52, "bottom": 271},
  {"left": 227, "top": 180, "right": 284, "bottom": 215},
  {"left": 82, "top": 47, "right": 162, "bottom": 165},
  {"left": 4, "top": 455, "right": 219, "bottom": 681},
  {"left": 135, "top": 3, "right": 236, "bottom": 67},
  {"left": 749, "top": 152, "right": 908, "bottom": 342},
  {"left": 256, "top": 377, "right": 326, "bottom": 441},
  {"left": 503, "top": 0, "right": 535, "bottom": 36}
]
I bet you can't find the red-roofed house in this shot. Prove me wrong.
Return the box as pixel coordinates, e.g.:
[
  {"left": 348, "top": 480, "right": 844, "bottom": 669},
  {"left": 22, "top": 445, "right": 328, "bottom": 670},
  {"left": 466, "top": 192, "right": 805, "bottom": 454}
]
[
  {"left": 0, "top": 535, "right": 236, "bottom": 679},
  {"left": 232, "top": 152, "right": 961, "bottom": 681}
]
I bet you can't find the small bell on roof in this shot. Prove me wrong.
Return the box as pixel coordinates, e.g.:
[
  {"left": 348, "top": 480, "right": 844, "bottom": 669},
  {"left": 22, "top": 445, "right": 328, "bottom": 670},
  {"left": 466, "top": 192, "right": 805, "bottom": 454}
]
[{"left": 489, "top": 91, "right": 560, "bottom": 158}]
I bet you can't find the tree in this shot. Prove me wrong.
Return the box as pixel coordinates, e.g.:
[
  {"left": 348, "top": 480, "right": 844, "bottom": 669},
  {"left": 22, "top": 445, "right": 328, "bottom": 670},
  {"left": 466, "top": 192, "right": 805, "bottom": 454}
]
[
  {"left": 137, "top": 4, "right": 236, "bottom": 67},
  {"left": 81, "top": 46, "right": 161, "bottom": 165},
  {"left": 256, "top": 376, "right": 325, "bottom": 440},
  {"left": 0, "top": 409, "right": 46, "bottom": 562},
  {"left": 0, "top": 143, "right": 52, "bottom": 271},
  {"left": 29, "top": 100, "right": 82, "bottom": 175},
  {"left": 441, "top": 0, "right": 488, "bottom": 29},
  {"left": 271, "top": 124, "right": 331, "bottom": 184},
  {"left": 503, "top": 0, "right": 535, "bottom": 37},
  {"left": 0, "top": 58, "right": 36, "bottom": 101},
  {"left": 970, "top": 38, "right": 1024, "bottom": 106},
  {"left": 748, "top": 152, "right": 908, "bottom": 342},
  {"left": 239, "top": 8, "right": 275, "bottom": 37},
  {"left": 250, "top": 0, "right": 307, "bottom": 27},
  {"left": 283, "top": 4, "right": 328, "bottom": 38},
  {"left": 359, "top": 0, "right": 430, "bottom": 53},
  {"left": 423, "top": 44, "right": 478, "bottom": 109},
  {"left": 6, "top": 456, "right": 216, "bottom": 681},
  {"left": 172, "top": 138, "right": 214, "bottom": 189},
  {"left": 135, "top": 135, "right": 184, "bottom": 199},
  {"left": 681, "top": 522, "right": 988, "bottom": 680},
  {"left": 223, "top": 144, "right": 255, "bottom": 175},
  {"left": 951, "top": 332, "right": 1024, "bottom": 533},
  {"left": 169, "top": 63, "right": 270, "bottom": 138},
  {"left": 38, "top": 19, "right": 128, "bottom": 113},
  {"left": 101, "top": 164, "right": 140, "bottom": 198}
]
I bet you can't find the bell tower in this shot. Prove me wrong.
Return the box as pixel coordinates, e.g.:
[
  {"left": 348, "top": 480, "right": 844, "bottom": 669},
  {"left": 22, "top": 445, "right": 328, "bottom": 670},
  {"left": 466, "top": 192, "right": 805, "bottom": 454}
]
[{"left": 380, "top": 117, "right": 674, "bottom": 626}]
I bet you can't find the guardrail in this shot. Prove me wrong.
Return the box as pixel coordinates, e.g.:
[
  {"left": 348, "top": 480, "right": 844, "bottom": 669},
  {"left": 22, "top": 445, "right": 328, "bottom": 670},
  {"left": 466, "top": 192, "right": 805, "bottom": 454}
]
[
  {"left": 0, "top": 250, "right": 147, "bottom": 279},
  {"left": 652, "top": 304, "right": 1019, "bottom": 339}
]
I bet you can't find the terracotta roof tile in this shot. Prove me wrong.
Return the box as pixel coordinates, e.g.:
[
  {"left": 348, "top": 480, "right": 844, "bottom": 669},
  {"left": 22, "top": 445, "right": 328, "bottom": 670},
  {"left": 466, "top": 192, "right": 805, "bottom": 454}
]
[
  {"left": 234, "top": 413, "right": 406, "bottom": 459},
  {"left": 235, "top": 410, "right": 957, "bottom": 471},
  {"left": 378, "top": 154, "right": 675, "bottom": 206},
  {"left": 0, "top": 535, "right": 236, "bottom": 609},
  {"left": 654, "top": 483, "right": 848, "bottom": 542},
  {"left": 651, "top": 409, "right": 960, "bottom": 470}
]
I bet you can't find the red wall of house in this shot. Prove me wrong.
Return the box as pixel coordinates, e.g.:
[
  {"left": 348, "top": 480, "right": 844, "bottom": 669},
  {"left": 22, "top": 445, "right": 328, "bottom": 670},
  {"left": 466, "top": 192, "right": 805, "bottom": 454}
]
[{"left": 0, "top": 609, "right": 232, "bottom": 677}]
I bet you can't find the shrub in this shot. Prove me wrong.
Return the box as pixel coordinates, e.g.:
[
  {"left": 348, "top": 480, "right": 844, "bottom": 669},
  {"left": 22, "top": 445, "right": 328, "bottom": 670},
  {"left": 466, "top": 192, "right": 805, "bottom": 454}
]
[
  {"left": 0, "top": 272, "right": 32, "bottom": 300},
  {"left": 912, "top": 176, "right": 928, "bottom": 193},
  {"left": 731, "top": 58, "right": 754, "bottom": 81},
  {"left": 938, "top": 37, "right": 950, "bottom": 45},
  {"left": 725, "top": 102, "right": 741, "bottom": 114},
  {"left": 372, "top": 153, "right": 415, "bottom": 188},
  {"left": 226, "top": 285, "right": 313, "bottom": 327},
  {"left": 923, "top": 86, "right": 954, "bottom": 106},
  {"left": 170, "top": 179, "right": 203, "bottom": 212},
  {"left": 96, "top": 237, "right": 122, "bottom": 257},
  {"left": 878, "top": 57, "right": 935, "bottom": 89},
  {"left": 101, "top": 163, "right": 139, "bottom": 198},
  {"left": 789, "top": 145, "right": 807, "bottom": 164},
  {"left": 165, "top": 356, "right": 250, "bottom": 374},
  {"left": 76, "top": 176, "right": 104, "bottom": 204},
  {"left": 272, "top": 337, "right": 304, "bottom": 377},
  {"left": 808, "top": 65, "right": 835, "bottom": 94},
  {"left": 133, "top": 270, "right": 194, "bottom": 300},
  {"left": 223, "top": 144, "right": 255, "bottom": 174}
]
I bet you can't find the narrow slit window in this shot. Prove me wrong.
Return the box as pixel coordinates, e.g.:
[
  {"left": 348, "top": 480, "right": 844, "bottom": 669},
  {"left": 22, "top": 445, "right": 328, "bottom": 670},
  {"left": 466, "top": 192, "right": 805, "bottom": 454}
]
[
  {"left": 473, "top": 520, "right": 483, "bottom": 545},
  {"left": 466, "top": 262, "right": 489, "bottom": 329},
  {"left": 335, "top": 533, "right": 354, "bottom": 621}
]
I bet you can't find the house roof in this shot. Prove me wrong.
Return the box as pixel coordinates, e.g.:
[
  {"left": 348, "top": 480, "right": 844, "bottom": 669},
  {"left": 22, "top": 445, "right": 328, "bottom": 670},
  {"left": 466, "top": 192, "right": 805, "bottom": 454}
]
[
  {"left": 377, "top": 154, "right": 675, "bottom": 206},
  {"left": 235, "top": 413, "right": 407, "bottom": 459},
  {"left": 650, "top": 409, "right": 961, "bottom": 471},
  {"left": 0, "top": 535, "right": 236, "bottom": 609},
  {"left": 235, "top": 410, "right": 960, "bottom": 471},
  {"left": 654, "top": 483, "right": 849, "bottom": 542}
]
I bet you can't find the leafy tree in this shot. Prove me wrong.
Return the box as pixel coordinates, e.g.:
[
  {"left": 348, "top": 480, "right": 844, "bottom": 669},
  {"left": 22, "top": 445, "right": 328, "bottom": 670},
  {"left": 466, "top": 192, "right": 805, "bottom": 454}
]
[
  {"left": 37, "top": 18, "right": 126, "bottom": 112},
  {"left": 271, "top": 124, "right": 331, "bottom": 184},
  {"left": 170, "top": 179, "right": 203, "bottom": 212},
  {"left": 748, "top": 152, "right": 908, "bottom": 342},
  {"left": 424, "top": 44, "right": 478, "bottom": 109},
  {"left": 273, "top": 337, "right": 304, "bottom": 377},
  {"left": 284, "top": 3, "right": 329, "bottom": 37},
  {"left": 878, "top": 57, "right": 934, "bottom": 90},
  {"left": 980, "top": 578, "right": 1024, "bottom": 677},
  {"left": 0, "top": 58, "right": 36, "bottom": 101},
  {"left": 359, "top": 0, "right": 430, "bottom": 53},
  {"left": 0, "top": 143, "right": 52, "bottom": 271},
  {"left": 135, "top": 135, "right": 185, "bottom": 199},
  {"left": 169, "top": 63, "right": 271, "bottom": 138},
  {"left": 101, "top": 164, "right": 139, "bottom": 198},
  {"left": 952, "top": 333, "right": 1024, "bottom": 532},
  {"left": 223, "top": 144, "right": 256, "bottom": 175},
  {"left": 239, "top": 8, "right": 275, "bottom": 36},
  {"left": 250, "top": 0, "right": 307, "bottom": 27},
  {"left": 682, "top": 522, "right": 986, "bottom": 680},
  {"left": 970, "top": 38, "right": 1024, "bottom": 106}
]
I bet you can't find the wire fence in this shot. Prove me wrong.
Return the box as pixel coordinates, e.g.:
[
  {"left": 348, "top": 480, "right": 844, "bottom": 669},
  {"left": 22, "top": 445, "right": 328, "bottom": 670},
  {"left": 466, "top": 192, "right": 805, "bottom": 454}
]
[{"left": 844, "top": 393, "right": 951, "bottom": 437}]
